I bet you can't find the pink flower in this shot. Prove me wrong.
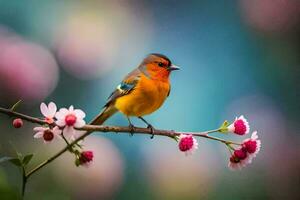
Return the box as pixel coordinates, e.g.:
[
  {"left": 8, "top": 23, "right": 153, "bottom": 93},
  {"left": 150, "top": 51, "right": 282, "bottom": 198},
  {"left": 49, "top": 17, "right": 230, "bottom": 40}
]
[
  {"left": 79, "top": 151, "right": 94, "bottom": 166},
  {"left": 33, "top": 126, "right": 62, "bottom": 143},
  {"left": 228, "top": 148, "right": 251, "bottom": 170},
  {"left": 242, "top": 131, "right": 261, "bottom": 159},
  {"left": 40, "top": 102, "right": 57, "bottom": 124},
  {"left": 228, "top": 131, "right": 261, "bottom": 170},
  {"left": 178, "top": 134, "right": 198, "bottom": 156},
  {"left": 228, "top": 154, "right": 249, "bottom": 170},
  {"left": 55, "top": 106, "right": 86, "bottom": 140},
  {"left": 227, "top": 115, "right": 250, "bottom": 135},
  {"left": 13, "top": 118, "right": 23, "bottom": 128},
  {"left": 234, "top": 149, "right": 247, "bottom": 160}
]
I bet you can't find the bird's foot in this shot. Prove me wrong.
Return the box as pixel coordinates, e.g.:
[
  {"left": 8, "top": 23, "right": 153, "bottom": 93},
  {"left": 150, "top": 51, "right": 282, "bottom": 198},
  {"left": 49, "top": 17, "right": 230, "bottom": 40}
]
[
  {"left": 128, "top": 124, "right": 136, "bottom": 136},
  {"left": 147, "top": 124, "right": 155, "bottom": 139}
]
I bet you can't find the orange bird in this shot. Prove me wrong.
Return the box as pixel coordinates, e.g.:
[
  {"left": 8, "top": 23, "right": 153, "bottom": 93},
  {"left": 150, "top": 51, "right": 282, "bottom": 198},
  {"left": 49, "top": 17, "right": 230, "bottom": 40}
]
[{"left": 91, "top": 53, "right": 179, "bottom": 137}]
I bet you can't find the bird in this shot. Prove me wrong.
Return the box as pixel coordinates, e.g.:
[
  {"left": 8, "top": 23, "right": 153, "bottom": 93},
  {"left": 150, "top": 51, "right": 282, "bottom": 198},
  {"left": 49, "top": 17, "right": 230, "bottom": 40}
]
[{"left": 90, "top": 53, "right": 179, "bottom": 138}]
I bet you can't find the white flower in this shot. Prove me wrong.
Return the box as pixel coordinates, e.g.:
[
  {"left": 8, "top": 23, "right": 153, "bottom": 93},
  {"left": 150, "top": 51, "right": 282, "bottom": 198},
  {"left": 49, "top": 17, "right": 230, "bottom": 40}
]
[
  {"left": 40, "top": 102, "right": 57, "bottom": 124},
  {"left": 55, "top": 105, "right": 86, "bottom": 140},
  {"left": 178, "top": 134, "right": 198, "bottom": 156},
  {"left": 33, "top": 126, "right": 62, "bottom": 143}
]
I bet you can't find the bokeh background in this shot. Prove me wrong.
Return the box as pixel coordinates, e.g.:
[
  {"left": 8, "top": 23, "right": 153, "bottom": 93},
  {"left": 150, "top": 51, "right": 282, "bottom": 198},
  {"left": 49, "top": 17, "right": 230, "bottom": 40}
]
[{"left": 0, "top": 0, "right": 299, "bottom": 199}]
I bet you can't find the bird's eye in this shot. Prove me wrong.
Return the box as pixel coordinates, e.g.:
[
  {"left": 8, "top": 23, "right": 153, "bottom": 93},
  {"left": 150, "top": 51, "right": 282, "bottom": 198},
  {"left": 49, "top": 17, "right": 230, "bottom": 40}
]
[{"left": 158, "top": 62, "right": 164, "bottom": 67}]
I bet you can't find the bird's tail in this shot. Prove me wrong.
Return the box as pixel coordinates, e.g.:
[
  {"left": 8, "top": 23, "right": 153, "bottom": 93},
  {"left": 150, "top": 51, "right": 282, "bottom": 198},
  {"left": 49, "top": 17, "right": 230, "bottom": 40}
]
[{"left": 89, "top": 105, "right": 118, "bottom": 125}]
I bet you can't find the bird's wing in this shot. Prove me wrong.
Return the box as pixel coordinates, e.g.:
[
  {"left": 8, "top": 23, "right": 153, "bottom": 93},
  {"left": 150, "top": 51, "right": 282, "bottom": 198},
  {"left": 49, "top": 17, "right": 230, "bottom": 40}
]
[
  {"left": 105, "top": 68, "right": 141, "bottom": 107},
  {"left": 167, "top": 85, "right": 171, "bottom": 97}
]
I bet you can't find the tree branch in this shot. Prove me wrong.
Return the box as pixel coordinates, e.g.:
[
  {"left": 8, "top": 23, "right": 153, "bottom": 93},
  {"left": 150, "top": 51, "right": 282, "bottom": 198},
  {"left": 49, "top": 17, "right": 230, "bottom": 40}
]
[
  {"left": 0, "top": 107, "right": 45, "bottom": 125},
  {"left": 0, "top": 106, "right": 240, "bottom": 179}
]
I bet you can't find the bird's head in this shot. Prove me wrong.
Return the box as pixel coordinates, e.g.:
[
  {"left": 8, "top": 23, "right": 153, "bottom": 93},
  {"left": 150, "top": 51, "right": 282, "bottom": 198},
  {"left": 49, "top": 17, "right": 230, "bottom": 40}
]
[{"left": 139, "top": 53, "right": 179, "bottom": 81}]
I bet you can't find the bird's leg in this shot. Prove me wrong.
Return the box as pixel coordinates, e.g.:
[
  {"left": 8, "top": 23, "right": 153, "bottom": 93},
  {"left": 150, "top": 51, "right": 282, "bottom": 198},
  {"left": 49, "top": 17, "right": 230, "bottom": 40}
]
[
  {"left": 127, "top": 117, "right": 136, "bottom": 136},
  {"left": 138, "top": 117, "right": 155, "bottom": 139}
]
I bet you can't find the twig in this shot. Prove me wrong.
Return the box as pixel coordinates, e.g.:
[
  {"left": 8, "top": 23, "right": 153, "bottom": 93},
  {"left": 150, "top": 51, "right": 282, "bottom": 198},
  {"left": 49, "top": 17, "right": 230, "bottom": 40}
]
[{"left": 0, "top": 107, "right": 45, "bottom": 125}]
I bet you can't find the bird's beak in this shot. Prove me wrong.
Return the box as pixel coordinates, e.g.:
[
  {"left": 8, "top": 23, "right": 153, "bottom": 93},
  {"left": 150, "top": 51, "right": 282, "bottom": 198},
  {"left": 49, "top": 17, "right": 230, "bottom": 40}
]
[{"left": 169, "top": 64, "right": 180, "bottom": 71}]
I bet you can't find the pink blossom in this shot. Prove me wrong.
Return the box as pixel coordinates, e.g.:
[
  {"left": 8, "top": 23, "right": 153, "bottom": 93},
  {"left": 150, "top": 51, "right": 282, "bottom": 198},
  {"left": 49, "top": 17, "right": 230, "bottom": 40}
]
[
  {"left": 79, "top": 151, "right": 94, "bottom": 166},
  {"left": 40, "top": 102, "right": 57, "bottom": 124},
  {"left": 55, "top": 105, "right": 86, "bottom": 140},
  {"left": 228, "top": 154, "right": 249, "bottom": 170},
  {"left": 178, "top": 134, "right": 198, "bottom": 156},
  {"left": 242, "top": 131, "right": 261, "bottom": 159},
  {"left": 234, "top": 149, "right": 247, "bottom": 160},
  {"left": 33, "top": 126, "right": 62, "bottom": 143},
  {"left": 228, "top": 131, "right": 261, "bottom": 170},
  {"left": 228, "top": 115, "right": 250, "bottom": 135}
]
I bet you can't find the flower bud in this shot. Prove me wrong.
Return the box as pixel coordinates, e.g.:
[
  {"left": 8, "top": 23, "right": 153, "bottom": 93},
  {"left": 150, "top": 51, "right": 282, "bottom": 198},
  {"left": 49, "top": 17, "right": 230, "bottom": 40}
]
[
  {"left": 13, "top": 118, "right": 23, "bottom": 128},
  {"left": 79, "top": 151, "right": 94, "bottom": 166},
  {"left": 178, "top": 134, "right": 198, "bottom": 156}
]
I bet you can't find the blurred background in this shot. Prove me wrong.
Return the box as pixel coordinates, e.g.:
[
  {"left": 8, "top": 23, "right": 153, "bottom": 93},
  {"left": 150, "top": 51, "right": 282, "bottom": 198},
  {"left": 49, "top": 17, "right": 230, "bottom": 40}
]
[{"left": 0, "top": 0, "right": 299, "bottom": 199}]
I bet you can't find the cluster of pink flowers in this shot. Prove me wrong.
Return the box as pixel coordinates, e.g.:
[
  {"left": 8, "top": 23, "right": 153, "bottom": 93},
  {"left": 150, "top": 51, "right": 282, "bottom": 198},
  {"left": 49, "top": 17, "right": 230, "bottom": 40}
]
[
  {"left": 228, "top": 131, "right": 261, "bottom": 170},
  {"left": 177, "top": 115, "right": 261, "bottom": 170},
  {"left": 30, "top": 102, "right": 92, "bottom": 166},
  {"left": 33, "top": 102, "right": 86, "bottom": 142}
]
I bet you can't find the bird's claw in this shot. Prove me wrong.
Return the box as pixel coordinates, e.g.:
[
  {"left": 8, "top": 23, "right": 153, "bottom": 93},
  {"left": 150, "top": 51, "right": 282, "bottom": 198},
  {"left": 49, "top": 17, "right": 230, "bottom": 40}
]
[
  {"left": 129, "top": 124, "right": 136, "bottom": 136},
  {"left": 147, "top": 125, "right": 155, "bottom": 139}
]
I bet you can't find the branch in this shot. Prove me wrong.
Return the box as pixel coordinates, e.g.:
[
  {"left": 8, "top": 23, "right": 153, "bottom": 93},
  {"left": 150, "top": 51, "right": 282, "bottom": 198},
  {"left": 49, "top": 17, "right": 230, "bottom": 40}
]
[
  {"left": 77, "top": 125, "right": 240, "bottom": 145},
  {"left": 0, "top": 107, "right": 45, "bottom": 125},
  {"left": 0, "top": 106, "right": 240, "bottom": 179}
]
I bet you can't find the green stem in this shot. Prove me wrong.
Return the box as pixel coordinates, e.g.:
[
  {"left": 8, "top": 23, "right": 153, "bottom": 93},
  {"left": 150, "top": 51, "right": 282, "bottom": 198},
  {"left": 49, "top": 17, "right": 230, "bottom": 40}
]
[
  {"left": 205, "top": 128, "right": 221, "bottom": 134},
  {"left": 22, "top": 166, "right": 27, "bottom": 198},
  {"left": 10, "top": 100, "right": 22, "bottom": 111}
]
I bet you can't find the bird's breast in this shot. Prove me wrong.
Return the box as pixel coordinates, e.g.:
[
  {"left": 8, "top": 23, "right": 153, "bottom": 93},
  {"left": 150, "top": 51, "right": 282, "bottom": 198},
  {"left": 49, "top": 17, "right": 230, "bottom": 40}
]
[{"left": 115, "top": 75, "right": 170, "bottom": 116}]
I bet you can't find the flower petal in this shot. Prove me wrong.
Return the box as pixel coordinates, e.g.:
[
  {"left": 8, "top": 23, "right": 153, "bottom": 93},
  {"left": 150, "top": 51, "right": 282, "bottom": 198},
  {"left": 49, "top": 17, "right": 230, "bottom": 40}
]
[
  {"left": 251, "top": 131, "right": 258, "bottom": 140},
  {"left": 33, "top": 126, "right": 46, "bottom": 132},
  {"left": 64, "top": 126, "right": 75, "bottom": 138},
  {"left": 54, "top": 133, "right": 62, "bottom": 139},
  {"left": 69, "top": 105, "right": 74, "bottom": 112},
  {"left": 56, "top": 119, "right": 66, "bottom": 127},
  {"left": 74, "top": 119, "right": 86, "bottom": 128},
  {"left": 55, "top": 112, "right": 65, "bottom": 120},
  {"left": 55, "top": 108, "right": 69, "bottom": 119},
  {"left": 74, "top": 109, "right": 86, "bottom": 119},
  {"left": 53, "top": 126, "right": 62, "bottom": 135},
  {"left": 48, "top": 102, "right": 57, "bottom": 117},
  {"left": 40, "top": 103, "right": 49, "bottom": 117},
  {"left": 34, "top": 132, "right": 43, "bottom": 138}
]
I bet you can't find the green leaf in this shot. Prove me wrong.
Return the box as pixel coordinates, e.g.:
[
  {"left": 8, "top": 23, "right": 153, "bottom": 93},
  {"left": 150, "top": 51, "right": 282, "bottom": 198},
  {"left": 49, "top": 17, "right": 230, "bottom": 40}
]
[
  {"left": 0, "top": 157, "right": 14, "bottom": 164},
  {"left": 22, "top": 154, "right": 34, "bottom": 166},
  {"left": 0, "top": 156, "right": 23, "bottom": 167},
  {"left": 219, "top": 120, "right": 230, "bottom": 133},
  {"left": 221, "top": 120, "right": 229, "bottom": 127},
  {"left": 219, "top": 128, "right": 228, "bottom": 133},
  {"left": 9, "top": 158, "right": 22, "bottom": 166}
]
